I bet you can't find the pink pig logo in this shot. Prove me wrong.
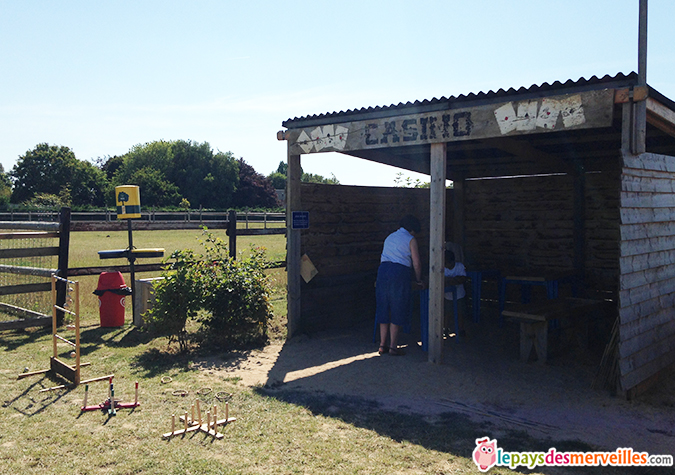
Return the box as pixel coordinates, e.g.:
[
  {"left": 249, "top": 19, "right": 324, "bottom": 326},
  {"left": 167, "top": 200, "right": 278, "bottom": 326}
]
[{"left": 473, "top": 437, "right": 498, "bottom": 472}]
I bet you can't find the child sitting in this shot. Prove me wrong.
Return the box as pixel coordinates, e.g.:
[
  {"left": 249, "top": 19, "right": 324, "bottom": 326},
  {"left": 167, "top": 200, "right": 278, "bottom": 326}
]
[{"left": 444, "top": 250, "right": 467, "bottom": 338}]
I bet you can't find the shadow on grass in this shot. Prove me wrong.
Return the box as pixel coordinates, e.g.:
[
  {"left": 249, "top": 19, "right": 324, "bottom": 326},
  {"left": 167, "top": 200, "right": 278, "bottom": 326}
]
[
  {"left": 0, "top": 325, "right": 52, "bottom": 352},
  {"left": 3, "top": 375, "right": 69, "bottom": 417},
  {"left": 131, "top": 348, "right": 195, "bottom": 378},
  {"left": 79, "top": 325, "right": 155, "bottom": 348},
  {"left": 255, "top": 388, "right": 670, "bottom": 475}
]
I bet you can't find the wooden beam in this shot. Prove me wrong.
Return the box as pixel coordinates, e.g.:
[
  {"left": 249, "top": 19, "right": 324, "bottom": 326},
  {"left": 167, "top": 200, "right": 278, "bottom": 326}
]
[
  {"left": 286, "top": 89, "right": 616, "bottom": 155},
  {"left": 647, "top": 97, "right": 675, "bottom": 139},
  {"left": 0, "top": 282, "right": 51, "bottom": 296},
  {"left": 0, "top": 247, "right": 60, "bottom": 259},
  {"left": 286, "top": 151, "right": 302, "bottom": 339},
  {"left": 68, "top": 263, "right": 166, "bottom": 277},
  {"left": 0, "top": 315, "right": 51, "bottom": 331},
  {"left": 428, "top": 142, "right": 447, "bottom": 364},
  {"left": 0, "top": 232, "right": 60, "bottom": 240},
  {"left": 0, "top": 222, "right": 60, "bottom": 231},
  {"left": 622, "top": 102, "right": 632, "bottom": 156}
]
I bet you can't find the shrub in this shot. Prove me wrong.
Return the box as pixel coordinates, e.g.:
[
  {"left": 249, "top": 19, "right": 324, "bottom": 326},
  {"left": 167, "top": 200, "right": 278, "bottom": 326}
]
[
  {"left": 145, "top": 230, "right": 272, "bottom": 351},
  {"left": 200, "top": 246, "right": 271, "bottom": 348},
  {"left": 144, "top": 249, "right": 205, "bottom": 352}
]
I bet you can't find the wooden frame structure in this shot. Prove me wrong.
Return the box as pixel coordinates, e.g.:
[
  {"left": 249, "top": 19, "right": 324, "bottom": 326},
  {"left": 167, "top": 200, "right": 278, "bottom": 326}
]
[
  {"left": 17, "top": 274, "right": 112, "bottom": 391},
  {"left": 279, "top": 70, "right": 675, "bottom": 396}
]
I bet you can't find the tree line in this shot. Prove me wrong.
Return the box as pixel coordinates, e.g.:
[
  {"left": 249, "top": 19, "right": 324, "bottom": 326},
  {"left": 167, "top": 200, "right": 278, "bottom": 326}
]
[{"left": 0, "top": 140, "right": 339, "bottom": 210}]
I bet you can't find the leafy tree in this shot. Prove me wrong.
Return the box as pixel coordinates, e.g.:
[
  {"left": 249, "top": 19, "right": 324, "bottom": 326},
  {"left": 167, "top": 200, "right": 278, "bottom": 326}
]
[
  {"left": 268, "top": 160, "right": 339, "bottom": 187},
  {"left": 0, "top": 164, "right": 12, "bottom": 208},
  {"left": 97, "top": 155, "right": 125, "bottom": 180},
  {"left": 21, "top": 192, "right": 68, "bottom": 209},
  {"left": 127, "top": 166, "right": 182, "bottom": 207},
  {"left": 232, "top": 159, "right": 279, "bottom": 208},
  {"left": 267, "top": 172, "right": 286, "bottom": 190},
  {"left": 302, "top": 172, "right": 339, "bottom": 184},
  {"left": 10, "top": 143, "right": 107, "bottom": 206},
  {"left": 70, "top": 160, "right": 109, "bottom": 205},
  {"left": 274, "top": 161, "right": 288, "bottom": 176},
  {"left": 393, "top": 172, "right": 430, "bottom": 188},
  {"left": 113, "top": 140, "right": 239, "bottom": 209}
]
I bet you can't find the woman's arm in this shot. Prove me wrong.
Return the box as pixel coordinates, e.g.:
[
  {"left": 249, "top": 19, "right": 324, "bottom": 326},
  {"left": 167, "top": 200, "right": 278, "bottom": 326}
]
[{"left": 409, "top": 237, "right": 423, "bottom": 284}]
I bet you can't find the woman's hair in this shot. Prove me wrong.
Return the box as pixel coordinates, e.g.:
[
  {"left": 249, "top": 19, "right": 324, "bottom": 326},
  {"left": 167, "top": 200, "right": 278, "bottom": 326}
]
[{"left": 399, "top": 215, "right": 421, "bottom": 234}]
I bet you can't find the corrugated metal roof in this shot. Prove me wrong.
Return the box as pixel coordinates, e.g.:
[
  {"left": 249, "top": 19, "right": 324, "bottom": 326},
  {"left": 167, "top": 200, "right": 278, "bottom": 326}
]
[{"left": 282, "top": 72, "right": 673, "bottom": 129}]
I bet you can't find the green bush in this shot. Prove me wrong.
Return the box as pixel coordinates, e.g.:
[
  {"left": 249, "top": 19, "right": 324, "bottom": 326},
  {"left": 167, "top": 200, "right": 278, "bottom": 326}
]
[{"left": 145, "top": 230, "right": 272, "bottom": 351}]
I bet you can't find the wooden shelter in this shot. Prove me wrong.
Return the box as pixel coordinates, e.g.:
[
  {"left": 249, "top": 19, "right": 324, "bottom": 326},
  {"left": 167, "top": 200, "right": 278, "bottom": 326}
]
[{"left": 279, "top": 72, "right": 675, "bottom": 395}]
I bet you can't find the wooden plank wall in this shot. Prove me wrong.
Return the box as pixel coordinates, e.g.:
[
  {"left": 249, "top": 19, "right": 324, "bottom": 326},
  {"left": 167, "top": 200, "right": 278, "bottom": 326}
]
[
  {"left": 299, "top": 184, "right": 433, "bottom": 332},
  {"left": 619, "top": 152, "right": 675, "bottom": 392},
  {"left": 463, "top": 175, "right": 576, "bottom": 273},
  {"left": 299, "top": 169, "right": 622, "bottom": 333},
  {"left": 463, "top": 171, "right": 620, "bottom": 296},
  {"left": 585, "top": 166, "right": 622, "bottom": 294}
]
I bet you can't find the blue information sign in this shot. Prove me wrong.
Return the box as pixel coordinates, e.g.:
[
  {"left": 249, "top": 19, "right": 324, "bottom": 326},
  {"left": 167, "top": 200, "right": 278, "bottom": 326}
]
[{"left": 292, "top": 211, "right": 309, "bottom": 229}]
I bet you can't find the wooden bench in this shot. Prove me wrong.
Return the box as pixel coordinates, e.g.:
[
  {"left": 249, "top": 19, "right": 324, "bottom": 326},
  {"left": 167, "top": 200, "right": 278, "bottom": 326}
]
[{"left": 502, "top": 298, "right": 605, "bottom": 363}]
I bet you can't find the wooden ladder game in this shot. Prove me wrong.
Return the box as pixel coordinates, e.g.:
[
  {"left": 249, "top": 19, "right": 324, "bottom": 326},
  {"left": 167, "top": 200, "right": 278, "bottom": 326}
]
[{"left": 17, "top": 274, "right": 113, "bottom": 391}]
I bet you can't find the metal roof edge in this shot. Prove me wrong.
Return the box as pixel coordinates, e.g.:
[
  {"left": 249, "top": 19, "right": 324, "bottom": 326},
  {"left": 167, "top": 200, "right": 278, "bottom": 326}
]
[{"left": 282, "top": 72, "right": 642, "bottom": 129}]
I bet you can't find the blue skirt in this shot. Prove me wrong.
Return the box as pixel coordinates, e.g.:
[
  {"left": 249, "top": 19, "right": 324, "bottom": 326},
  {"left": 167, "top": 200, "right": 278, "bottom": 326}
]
[{"left": 375, "top": 261, "right": 412, "bottom": 330}]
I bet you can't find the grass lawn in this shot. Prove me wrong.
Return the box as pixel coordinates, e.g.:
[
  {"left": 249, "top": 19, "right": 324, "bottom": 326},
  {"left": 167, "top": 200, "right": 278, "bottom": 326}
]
[{"left": 0, "top": 230, "right": 590, "bottom": 474}]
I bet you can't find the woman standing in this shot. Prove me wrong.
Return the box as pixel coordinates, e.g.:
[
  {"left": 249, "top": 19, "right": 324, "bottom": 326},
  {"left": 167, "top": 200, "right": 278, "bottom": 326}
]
[{"left": 375, "top": 215, "right": 423, "bottom": 356}]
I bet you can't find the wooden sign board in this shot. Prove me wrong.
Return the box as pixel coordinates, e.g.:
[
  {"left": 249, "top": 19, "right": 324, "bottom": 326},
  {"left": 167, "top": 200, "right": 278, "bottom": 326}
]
[{"left": 286, "top": 89, "right": 615, "bottom": 155}]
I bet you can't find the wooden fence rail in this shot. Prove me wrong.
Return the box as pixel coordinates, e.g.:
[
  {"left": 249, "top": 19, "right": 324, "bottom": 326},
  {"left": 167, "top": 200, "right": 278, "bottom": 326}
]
[
  {"left": 0, "top": 210, "right": 286, "bottom": 231},
  {"left": 0, "top": 209, "right": 286, "bottom": 331}
]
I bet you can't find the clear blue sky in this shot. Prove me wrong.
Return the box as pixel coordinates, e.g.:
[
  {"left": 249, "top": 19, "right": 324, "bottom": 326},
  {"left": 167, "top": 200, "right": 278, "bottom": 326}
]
[{"left": 1, "top": 0, "right": 673, "bottom": 187}]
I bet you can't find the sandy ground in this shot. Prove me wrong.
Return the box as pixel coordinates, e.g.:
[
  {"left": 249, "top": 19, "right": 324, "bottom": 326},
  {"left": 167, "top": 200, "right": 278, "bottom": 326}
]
[{"left": 195, "top": 321, "right": 675, "bottom": 456}]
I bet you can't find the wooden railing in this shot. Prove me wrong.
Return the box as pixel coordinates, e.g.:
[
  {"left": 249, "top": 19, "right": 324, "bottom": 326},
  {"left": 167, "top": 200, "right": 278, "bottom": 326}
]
[{"left": 0, "top": 210, "right": 285, "bottom": 229}]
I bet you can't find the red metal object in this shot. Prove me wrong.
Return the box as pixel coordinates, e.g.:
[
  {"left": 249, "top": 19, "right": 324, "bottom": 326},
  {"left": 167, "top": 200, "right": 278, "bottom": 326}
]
[{"left": 94, "top": 272, "right": 130, "bottom": 327}]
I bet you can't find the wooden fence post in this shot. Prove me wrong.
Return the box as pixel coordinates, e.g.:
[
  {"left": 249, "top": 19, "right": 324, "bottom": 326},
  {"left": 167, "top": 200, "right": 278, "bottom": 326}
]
[
  {"left": 227, "top": 210, "right": 237, "bottom": 259},
  {"left": 55, "top": 207, "right": 71, "bottom": 326}
]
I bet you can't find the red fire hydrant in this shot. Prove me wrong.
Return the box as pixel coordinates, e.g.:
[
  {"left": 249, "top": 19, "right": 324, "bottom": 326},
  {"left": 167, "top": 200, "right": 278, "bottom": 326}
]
[{"left": 93, "top": 272, "right": 132, "bottom": 327}]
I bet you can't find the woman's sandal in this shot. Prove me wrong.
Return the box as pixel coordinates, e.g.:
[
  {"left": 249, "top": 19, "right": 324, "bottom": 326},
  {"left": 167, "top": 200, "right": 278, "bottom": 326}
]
[
  {"left": 389, "top": 347, "right": 405, "bottom": 356},
  {"left": 378, "top": 345, "right": 388, "bottom": 355}
]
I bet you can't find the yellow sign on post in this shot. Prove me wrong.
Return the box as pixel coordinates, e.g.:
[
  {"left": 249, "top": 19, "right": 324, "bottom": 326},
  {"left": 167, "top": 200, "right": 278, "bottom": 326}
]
[{"left": 115, "top": 185, "right": 141, "bottom": 219}]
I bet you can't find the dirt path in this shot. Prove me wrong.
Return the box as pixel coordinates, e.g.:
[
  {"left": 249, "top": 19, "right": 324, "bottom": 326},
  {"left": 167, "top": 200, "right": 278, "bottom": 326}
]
[{"left": 195, "top": 324, "right": 675, "bottom": 456}]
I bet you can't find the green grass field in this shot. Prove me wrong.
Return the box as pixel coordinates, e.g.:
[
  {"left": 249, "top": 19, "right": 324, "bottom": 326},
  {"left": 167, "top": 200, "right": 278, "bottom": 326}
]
[
  {"left": 0, "top": 230, "right": 567, "bottom": 474},
  {"left": 64, "top": 229, "right": 288, "bottom": 336}
]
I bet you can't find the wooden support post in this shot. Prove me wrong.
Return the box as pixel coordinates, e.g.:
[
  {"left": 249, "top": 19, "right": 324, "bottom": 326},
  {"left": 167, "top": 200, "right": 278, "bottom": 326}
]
[
  {"left": 452, "top": 175, "right": 465, "bottom": 256},
  {"left": 428, "top": 143, "right": 447, "bottom": 364},
  {"left": 286, "top": 151, "right": 302, "bottom": 339},
  {"left": 572, "top": 161, "right": 586, "bottom": 294},
  {"left": 55, "top": 207, "right": 70, "bottom": 326},
  {"left": 633, "top": 0, "right": 648, "bottom": 154}
]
